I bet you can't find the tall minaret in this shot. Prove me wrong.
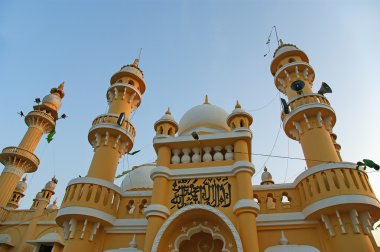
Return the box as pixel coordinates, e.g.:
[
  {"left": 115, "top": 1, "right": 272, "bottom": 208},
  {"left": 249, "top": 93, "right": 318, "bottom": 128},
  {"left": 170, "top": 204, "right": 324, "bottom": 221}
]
[
  {"left": 57, "top": 60, "right": 145, "bottom": 251},
  {"left": 0, "top": 83, "right": 64, "bottom": 211},
  {"left": 270, "top": 41, "right": 340, "bottom": 168}
]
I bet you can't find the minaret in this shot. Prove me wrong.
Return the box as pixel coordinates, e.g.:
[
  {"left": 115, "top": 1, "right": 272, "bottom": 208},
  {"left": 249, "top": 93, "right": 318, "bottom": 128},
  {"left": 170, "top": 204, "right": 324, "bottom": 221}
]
[
  {"left": 270, "top": 41, "right": 379, "bottom": 251},
  {"left": 6, "top": 176, "right": 27, "bottom": 209},
  {"left": 270, "top": 41, "right": 340, "bottom": 168},
  {"left": 56, "top": 60, "right": 145, "bottom": 251},
  {"left": 30, "top": 176, "right": 58, "bottom": 210},
  {"left": 0, "top": 83, "right": 64, "bottom": 211}
]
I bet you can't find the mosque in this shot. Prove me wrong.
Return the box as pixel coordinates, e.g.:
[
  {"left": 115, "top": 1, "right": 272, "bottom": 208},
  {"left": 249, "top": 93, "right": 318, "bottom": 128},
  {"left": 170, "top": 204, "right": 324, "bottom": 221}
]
[{"left": 0, "top": 41, "right": 379, "bottom": 252}]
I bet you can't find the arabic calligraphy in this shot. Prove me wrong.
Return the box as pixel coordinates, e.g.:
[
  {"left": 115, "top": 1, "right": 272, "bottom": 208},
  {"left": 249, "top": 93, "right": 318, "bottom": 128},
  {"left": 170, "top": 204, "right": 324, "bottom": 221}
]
[{"left": 170, "top": 177, "right": 231, "bottom": 209}]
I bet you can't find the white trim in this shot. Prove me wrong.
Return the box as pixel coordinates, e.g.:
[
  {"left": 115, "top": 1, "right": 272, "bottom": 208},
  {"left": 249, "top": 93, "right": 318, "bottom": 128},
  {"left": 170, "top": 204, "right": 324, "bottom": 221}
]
[
  {"left": 254, "top": 183, "right": 295, "bottom": 191},
  {"left": 105, "top": 218, "right": 147, "bottom": 233},
  {"left": 106, "top": 83, "right": 142, "bottom": 101},
  {"left": 153, "top": 131, "right": 252, "bottom": 145},
  {"left": 303, "top": 195, "right": 380, "bottom": 218},
  {"left": 294, "top": 162, "right": 356, "bottom": 185},
  {"left": 26, "top": 232, "right": 64, "bottom": 246},
  {"left": 233, "top": 199, "right": 260, "bottom": 213},
  {"left": 151, "top": 161, "right": 255, "bottom": 180},
  {"left": 144, "top": 204, "right": 170, "bottom": 219},
  {"left": 121, "top": 190, "right": 152, "bottom": 197},
  {"left": 172, "top": 224, "right": 230, "bottom": 252},
  {"left": 67, "top": 177, "right": 121, "bottom": 193},
  {"left": 151, "top": 204, "right": 243, "bottom": 252},
  {"left": 2, "top": 165, "right": 24, "bottom": 177},
  {"left": 57, "top": 206, "right": 115, "bottom": 225},
  {"left": 0, "top": 234, "right": 14, "bottom": 246},
  {"left": 88, "top": 123, "right": 135, "bottom": 144},
  {"left": 256, "top": 212, "right": 317, "bottom": 226},
  {"left": 283, "top": 103, "right": 335, "bottom": 128}
]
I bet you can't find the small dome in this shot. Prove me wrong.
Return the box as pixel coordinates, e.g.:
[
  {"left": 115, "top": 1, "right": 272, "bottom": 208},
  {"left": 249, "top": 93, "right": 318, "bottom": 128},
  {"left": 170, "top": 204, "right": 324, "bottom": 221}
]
[
  {"left": 110, "top": 59, "right": 146, "bottom": 94},
  {"left": 44, "top": 176, "right": 58, "bottom": 191},
  {"left": 178, "top": 96, "right": 230, "bottom": 136},
  {"left": 42, "top": 93, "right": 62, "bottom": 110},
  {"left": 121, "top": 163, "right": 155, "bottom": 191},
  {"left": 47, "top": 199, "right": 58, "bottom": 210},
  {"left": 261, "top": 167, "right": 274, "bottom": 185},
  {"left": 270, "top": 41, "right": 309, "bottom": 75},
  {"left": 16, "top": 176, "right": 27, "bottom": 192},
  {"left": 154, "top": 108, "right": 178, "bottom": 131},
  {"left": 227, "top": 101, "right": 253, "bottom": 126}
]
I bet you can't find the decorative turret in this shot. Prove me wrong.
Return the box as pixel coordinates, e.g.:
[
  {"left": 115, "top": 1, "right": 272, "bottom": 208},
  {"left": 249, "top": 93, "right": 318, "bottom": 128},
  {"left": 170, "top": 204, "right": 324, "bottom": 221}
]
[
  {"left": 227, "top": 101, "right": 253, "bottom": 131},
  {"left": 6, "top": 176, "right": 27, "bottom": 209},
  {"left": 261, "top": 167, "right": 274, "bottom": 185},
  {"left": 57, "top": 59, "right": 146, "bottom": 252},
  {"left": 0, "top": 83, "right": 64, "bottom": 209},
  {"left": 270, "top": 41, "right": 339, "bottom": 167},
  {"left": 154, "top": 108, "right": 178, "bottom": 137},
  {"left": 31, "top": 176, "right": 57, "bottom": 210}
]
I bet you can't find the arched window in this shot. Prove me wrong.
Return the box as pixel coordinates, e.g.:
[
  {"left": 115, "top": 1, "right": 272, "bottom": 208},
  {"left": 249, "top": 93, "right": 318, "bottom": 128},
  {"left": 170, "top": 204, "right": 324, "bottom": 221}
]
[
  {"left": 168, "top": 128, "right": 173, "bottom": 136},
  {"left": 240, "top": 119, "right": 245, "bottom": 127},
  {"left": 159, "top": 126, "right": 164, "bottom": 135}
]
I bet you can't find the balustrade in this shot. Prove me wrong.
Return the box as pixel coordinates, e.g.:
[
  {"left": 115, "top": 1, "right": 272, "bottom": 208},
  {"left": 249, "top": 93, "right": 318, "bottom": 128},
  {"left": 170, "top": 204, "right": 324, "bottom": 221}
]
[
  {"left": 281, "top": 94, "right": 332, "bottom": 120},
  {"left": 0, "top": 146, "right": 40, "bottom": 167},
  {"left": 296, "top": 167, "right": 375, "bottom": 208},
  {"left": 92, "top": 114, "right": 136, "bottom": 138},
  {"left": 252, "top": 187, "right": 301, "bottom": 214},
  {"left": 170, "top": 145, "right": 234, "bottom": 164},
  {"left": 62, "top": 182, "right": 121, "bottom": 216}
]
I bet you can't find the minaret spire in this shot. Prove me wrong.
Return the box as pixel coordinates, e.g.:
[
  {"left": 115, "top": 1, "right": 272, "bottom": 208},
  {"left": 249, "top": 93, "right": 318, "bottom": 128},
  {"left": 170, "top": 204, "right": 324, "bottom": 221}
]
[
  {"left": 57, "top": 59, "right": 146, "bottom": 251},
  {"left": 270, "top": 42, "right": 339, "bottom": 168},
  {"left": 0, "top": 83, "right": 64, "bottom": 210}
]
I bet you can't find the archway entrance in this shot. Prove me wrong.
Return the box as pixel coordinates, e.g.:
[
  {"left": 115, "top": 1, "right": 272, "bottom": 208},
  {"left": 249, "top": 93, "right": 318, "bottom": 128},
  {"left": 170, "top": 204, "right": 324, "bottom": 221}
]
[{"left": 152, "top": 204, "right": 243, "bottom": 252}]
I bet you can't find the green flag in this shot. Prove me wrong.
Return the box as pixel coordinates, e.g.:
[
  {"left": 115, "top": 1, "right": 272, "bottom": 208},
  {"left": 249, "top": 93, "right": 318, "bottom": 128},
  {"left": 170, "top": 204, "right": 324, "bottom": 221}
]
[{"left": 46, "top": 128, "right": 56, "bottom": 143}]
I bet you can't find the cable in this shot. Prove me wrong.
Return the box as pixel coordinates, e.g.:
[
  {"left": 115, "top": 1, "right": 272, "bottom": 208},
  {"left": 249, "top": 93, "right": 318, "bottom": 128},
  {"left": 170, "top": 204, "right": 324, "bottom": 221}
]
[
  {"left": 246, "top": 92, "right": 279, "bottom": 112},
  {"left": 284, "top": 138, "right": 289, "bottom": 183}
]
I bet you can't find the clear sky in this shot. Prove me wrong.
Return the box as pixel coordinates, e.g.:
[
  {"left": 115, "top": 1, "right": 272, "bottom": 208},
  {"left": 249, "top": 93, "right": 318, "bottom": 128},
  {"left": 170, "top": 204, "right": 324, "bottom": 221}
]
[{"left": 1, "top": 0, "right": 380, "bottom": 241}]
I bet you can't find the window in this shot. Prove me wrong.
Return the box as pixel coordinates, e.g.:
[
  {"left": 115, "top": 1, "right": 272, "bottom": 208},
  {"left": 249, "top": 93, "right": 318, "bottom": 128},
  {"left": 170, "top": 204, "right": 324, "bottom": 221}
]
[{"left": 38, "top": 244, "right": 53, "bottom": 252}]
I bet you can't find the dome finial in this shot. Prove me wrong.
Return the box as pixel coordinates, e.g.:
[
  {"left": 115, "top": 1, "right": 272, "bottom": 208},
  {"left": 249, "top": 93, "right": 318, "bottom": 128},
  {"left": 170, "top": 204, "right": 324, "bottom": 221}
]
[
  {"left": 133, "top": 58, "right": 139, "bottom": 67},
  {"left": 50, "top": 82, "right": 65, "bottom": 98},
  {"left": 264, "top": 166, "right": 268, "bottom": 172},
  {"left": 166, "top": 107, "right": 171, "bottom": 115},
  {"left": 204, "top": 95, "right": 209, "bottom": 104},
  {"left": 235, "top": 100, "right": 241, "bottom": 109}
]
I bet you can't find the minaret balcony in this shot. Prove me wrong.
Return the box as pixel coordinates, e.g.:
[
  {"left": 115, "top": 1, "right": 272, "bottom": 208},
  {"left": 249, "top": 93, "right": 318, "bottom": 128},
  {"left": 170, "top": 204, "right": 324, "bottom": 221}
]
[
  {"left": 0, "top": 146, "right": 40, "bottom": 172},
  {"left": 57, "top": 177, "right": 121, "bottom": 226},
  {"left": 88, "top": 114, "right": 136, "bottom": 153},
  {"left": 281, "top": 94, "right": 336, "bottom": 140},
  {"left": 106, "top": 83, "right": 142, "bottom": 107},
  {"left": 25, "top": 110, "right": 56, "bottom": 133},
  {"left": 294, "top": 162, "right": 380, "bottom": 219},
  {"left": 274, "top": 62, "right": 315, "bottom": 93}
]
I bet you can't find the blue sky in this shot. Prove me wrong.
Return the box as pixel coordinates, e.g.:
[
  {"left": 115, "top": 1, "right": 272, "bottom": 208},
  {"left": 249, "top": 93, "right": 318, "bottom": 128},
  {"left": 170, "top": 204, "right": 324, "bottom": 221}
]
[{"left": 1, "top": 0, "right": 380, "bottom": 240}]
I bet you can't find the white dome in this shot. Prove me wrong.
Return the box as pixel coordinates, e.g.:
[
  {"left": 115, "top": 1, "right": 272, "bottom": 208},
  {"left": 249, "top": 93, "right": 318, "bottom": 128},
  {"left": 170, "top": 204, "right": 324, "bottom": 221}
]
[
  {"left": 121, "top": 163, "right": 155, "bottom": 191},
  {"left": 178, "top": 101, "right": 230, "bottom": 136},
  {"left": 42, "top": 93, "right": 62, "bottom": 110}
]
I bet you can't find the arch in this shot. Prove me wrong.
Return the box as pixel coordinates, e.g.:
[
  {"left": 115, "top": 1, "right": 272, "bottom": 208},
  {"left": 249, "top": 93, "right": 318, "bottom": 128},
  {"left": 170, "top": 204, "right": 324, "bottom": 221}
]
[{"left": 152, "top": 204, "right": 243, "bottom": 252}]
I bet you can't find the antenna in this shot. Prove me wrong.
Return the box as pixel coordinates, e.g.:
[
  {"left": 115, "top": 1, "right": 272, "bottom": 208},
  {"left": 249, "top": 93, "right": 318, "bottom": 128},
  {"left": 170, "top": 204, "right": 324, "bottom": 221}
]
[
  {"left": 264, "top": 25, "right": 280, "bottom": 57},
  {"left": 138, "top": 48, "right": 142, "bottom": 61}
]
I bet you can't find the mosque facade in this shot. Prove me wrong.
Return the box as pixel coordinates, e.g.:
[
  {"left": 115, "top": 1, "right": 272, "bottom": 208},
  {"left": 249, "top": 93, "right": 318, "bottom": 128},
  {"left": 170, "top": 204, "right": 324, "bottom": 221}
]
[{"left": 0, "top": 42, "right": 379, "bottom": 252}]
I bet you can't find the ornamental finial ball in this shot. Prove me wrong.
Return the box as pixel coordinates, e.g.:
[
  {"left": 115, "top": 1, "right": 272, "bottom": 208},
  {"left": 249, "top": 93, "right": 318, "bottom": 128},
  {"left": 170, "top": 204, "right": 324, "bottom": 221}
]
[{"left": 235, "top": 100, "right": 241, "bottom": 109}]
